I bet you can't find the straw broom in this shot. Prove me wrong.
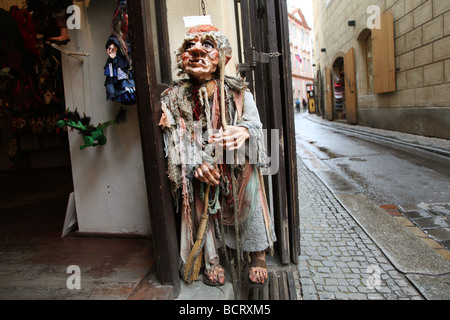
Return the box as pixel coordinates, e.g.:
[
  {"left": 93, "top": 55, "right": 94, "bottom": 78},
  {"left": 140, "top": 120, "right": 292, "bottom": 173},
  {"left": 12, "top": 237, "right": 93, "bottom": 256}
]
[{"left": 183, "top": 184, "right": 210, "bottom": 283}]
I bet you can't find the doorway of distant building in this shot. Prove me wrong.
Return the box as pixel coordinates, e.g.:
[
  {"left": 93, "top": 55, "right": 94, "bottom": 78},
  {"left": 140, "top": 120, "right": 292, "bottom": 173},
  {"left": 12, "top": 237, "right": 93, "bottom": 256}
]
[
  {"left": 329, "top": 48, "right": 357, "bottom": 124},
  {"left": 332, "top": 57, "right": 346, "bottom": 120}
]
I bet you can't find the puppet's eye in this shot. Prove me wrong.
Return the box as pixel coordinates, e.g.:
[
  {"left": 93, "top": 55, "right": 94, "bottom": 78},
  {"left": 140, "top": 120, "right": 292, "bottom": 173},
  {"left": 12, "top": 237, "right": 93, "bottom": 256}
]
[
  {"left": 185, "top": 42, "right": 196, "bottom": 50},
  {"left": 202, "top": 40, "right": 214, "bottom": 50}
]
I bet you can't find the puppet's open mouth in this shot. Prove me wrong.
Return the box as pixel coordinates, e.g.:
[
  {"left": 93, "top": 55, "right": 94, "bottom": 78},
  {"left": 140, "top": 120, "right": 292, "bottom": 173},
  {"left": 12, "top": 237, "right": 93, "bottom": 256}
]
[{"left": 189, "top": 58, "right": 207, "bottom": 65}]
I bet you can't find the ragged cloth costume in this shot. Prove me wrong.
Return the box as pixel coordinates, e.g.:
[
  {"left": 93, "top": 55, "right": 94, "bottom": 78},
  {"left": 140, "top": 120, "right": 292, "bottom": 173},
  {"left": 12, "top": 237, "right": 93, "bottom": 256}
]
[{"left": 158, "top": 25, "right": 276, "bottom": 282}]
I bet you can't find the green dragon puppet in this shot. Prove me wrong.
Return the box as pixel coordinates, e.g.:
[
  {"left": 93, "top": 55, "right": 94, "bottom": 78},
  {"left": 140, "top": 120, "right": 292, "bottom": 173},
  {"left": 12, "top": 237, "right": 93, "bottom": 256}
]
[{"left": 57, "top": 108, "right": 127, "bottom": 150}]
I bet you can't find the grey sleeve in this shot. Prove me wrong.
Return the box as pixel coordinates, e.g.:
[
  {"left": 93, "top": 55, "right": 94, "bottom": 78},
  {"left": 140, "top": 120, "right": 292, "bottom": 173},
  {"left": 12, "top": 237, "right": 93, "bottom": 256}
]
[
  {"left": 237, "top": 90, "right": 268, "bottom": 168},
  {"left": 237, "top": 91, "right": 263, "bottom": 131}
]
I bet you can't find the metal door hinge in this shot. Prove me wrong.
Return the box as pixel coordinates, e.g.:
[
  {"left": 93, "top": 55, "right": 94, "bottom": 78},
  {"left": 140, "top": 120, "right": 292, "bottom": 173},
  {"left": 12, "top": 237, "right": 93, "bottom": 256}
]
[{"left": 238, "top": 47, "right": 281, "bottom": 71}]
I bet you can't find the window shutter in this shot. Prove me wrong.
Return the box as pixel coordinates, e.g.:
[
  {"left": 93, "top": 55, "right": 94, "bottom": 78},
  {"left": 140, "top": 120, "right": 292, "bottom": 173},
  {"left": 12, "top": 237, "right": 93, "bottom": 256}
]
[{"left": 372, "top": 12, "right": 396, "bottom": 93}]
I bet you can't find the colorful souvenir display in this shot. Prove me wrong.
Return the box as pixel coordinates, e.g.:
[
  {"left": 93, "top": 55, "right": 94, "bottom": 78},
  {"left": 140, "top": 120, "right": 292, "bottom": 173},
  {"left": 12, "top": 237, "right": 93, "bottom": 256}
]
[
  {"left": 334, "top": 80, "right": 345, "bottom": 111},
  {"left": 0, "top": 3, "right": 69, "bottom": 168}
]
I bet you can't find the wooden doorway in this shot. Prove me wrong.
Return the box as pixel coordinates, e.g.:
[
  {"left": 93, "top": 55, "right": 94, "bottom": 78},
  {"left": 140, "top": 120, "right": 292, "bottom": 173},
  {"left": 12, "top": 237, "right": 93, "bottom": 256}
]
[
  {"left": 344, "top": 47, "right": 357, "bottom": 124},
  {"left": 128, "top": 0, "right": 301, "bottom": 299},
  {"left": 128, "top": 0, "right": 181, "bottom": 298},
  {"left": 325, "top": 66, "right": 333, "bottom": 121},
  {"left": 235, "top": 0, "right": 300, "bottom": 265},
  {"left": 332, "top": 57, "right": 345, "bottom": 120}
]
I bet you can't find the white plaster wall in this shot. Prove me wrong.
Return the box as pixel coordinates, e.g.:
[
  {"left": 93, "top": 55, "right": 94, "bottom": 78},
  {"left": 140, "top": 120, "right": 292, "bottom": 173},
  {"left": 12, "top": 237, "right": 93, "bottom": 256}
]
[
  {"left": 61, "top": 0, "right": 150, "bottom": 235},
  {"left": 59, "top": 0, "right": 240, "bottom": 235}
]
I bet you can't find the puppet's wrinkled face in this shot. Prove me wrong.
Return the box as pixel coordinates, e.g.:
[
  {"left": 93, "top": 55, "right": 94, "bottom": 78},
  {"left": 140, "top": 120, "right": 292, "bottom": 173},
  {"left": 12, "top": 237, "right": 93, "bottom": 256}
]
[{"left": 181, "top": 36, "right": 220, "bottom": 81}]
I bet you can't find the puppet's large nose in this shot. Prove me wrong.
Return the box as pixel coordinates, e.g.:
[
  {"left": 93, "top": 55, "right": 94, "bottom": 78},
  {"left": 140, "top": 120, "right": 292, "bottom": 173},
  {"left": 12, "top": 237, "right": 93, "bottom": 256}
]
[{"left": 190, "top": 42, "right": 207, "bottom": 56}]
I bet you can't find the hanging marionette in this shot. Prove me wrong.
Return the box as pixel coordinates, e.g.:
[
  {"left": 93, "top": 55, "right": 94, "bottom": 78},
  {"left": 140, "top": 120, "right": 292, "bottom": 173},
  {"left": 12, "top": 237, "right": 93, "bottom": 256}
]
[
  {"left": 158, "top": 24, "right": 276, "bottom": 293},
  {"left": 47, "top": 0, "right": 73, "bottom": 45},
  {"left": 111, "top": 0, "right": 130, "bottom": 64},
  {"left": 103, "top": 0, "right": 136, "bottom": 105}
]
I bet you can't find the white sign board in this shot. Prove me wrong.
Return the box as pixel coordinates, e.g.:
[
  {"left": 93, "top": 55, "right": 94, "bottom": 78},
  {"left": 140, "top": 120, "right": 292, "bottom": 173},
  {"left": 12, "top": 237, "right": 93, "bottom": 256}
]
[{"left": 183, "top": 15, "right": 212, "bottom": 28}]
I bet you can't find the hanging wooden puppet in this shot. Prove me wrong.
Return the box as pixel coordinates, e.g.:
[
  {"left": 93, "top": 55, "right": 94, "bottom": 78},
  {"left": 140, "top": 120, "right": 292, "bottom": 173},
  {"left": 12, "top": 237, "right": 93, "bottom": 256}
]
[
  {"left": 158, "top": 24, "right": 276, "bottom": 290},
  {"left": 47, "top": 0, "right": 73, "bottom": 45},
  {"left": 103, "top": 0, "right": 136, "bottom": 105}
]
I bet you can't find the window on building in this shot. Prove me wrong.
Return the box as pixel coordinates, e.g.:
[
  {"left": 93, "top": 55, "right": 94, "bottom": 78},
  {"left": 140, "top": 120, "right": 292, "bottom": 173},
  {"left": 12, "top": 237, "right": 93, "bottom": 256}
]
[
  {"left": 357, "top": 13, "right": 395, "bottom": 95},
  {"left": 358, "top": 29, "right": 374, "bottom": 95}
]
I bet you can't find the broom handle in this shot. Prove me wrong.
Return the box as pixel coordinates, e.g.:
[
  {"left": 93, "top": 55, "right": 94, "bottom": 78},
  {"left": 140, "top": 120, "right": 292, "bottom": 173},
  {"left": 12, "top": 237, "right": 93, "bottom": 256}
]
[
  {"left": 197, "top": 57, "right": 226, "bottom": 241},
  {"left": 196, "top": 184, "right": 211, "bottom": 241},
  {"left": 220, "top": 58, "right": 228, "bottom": 131}
]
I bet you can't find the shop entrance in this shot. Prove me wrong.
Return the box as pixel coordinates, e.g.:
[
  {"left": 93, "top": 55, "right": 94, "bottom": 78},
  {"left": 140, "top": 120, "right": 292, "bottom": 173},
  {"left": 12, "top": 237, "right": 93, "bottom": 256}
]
[
  {"left": 315, "top": 68, "right": 324, "bottom": 117},
  {"left": 326, "top": 48, "right": 357, "bottom": 124},
  {"left": 0, "top": 2, "right": 161, "bottom": 300},
  {"left": 0, "top": 2, "right": 74, "bottom": 235},
  {"left": 332, "top": 57, "right": 346, "bottom": 120},
  {"left": 129, "top": 0, "right": 300, "bottom": 296},
  {"left": 0, "top": 2, "right": 75, "bottom": 298}
]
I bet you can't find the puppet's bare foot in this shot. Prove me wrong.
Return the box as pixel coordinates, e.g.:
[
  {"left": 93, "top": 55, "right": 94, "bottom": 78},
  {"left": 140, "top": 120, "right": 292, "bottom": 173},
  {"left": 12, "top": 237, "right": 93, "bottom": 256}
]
[
  {"left": 249, "top": 251, "right": 268, "bottom": 287},
  {"left": 203, "top": 264, "right": 225, "bottom": 286}
]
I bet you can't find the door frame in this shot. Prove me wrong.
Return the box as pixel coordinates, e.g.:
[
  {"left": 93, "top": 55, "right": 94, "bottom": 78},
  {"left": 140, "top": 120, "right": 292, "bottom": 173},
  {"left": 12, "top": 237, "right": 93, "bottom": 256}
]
[
  {"left": 344, "top": 47, "right": 357, "bottom": 124},
  {"left": 128, "top": 0, "right": 301, "bottom": 298},
  {"left": 325, "top": 66, "right": 333, "bottom": 121},
  {"left": 235, "top": 0, "right": 300, "bottom": 265},
  {"left": 128, "top": 0, "right": 181, "bottom": 298}
]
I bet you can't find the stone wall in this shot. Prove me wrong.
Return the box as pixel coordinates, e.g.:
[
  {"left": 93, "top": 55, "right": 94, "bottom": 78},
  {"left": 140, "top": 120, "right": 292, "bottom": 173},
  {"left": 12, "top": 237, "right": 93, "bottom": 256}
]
[{"left": 313, "top": 0, "right": 450, "bottom": 139}]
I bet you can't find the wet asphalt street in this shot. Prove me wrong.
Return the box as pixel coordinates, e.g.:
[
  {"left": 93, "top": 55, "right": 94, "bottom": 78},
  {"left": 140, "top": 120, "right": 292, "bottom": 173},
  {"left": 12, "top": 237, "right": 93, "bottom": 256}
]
[
  {"left": 294, "top": 112, "right": 450, "bottom": 251},
  {"left": 294, "top": 111, "right": 450, "bottom": 300},
  {"left": 295, "top": 113, "right": 450, "bottom": 205}
]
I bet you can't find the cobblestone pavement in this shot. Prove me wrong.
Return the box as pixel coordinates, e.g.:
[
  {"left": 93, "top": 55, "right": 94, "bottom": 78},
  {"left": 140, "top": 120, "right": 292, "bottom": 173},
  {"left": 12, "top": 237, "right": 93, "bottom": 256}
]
[{"left": 296, "top": 157, "right": 424, "bottom": 300}]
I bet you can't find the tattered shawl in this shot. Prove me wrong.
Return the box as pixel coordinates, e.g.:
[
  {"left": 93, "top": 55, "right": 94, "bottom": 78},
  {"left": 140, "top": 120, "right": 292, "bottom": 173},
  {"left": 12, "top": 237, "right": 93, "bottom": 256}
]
[{"left": 159, "top": 76, "right": 274, "bottom": 265}]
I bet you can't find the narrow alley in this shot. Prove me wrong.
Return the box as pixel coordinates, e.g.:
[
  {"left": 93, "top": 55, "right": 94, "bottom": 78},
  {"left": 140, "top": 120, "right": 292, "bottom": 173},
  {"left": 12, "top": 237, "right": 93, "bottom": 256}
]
[{"left": 295, "top": 112, "right": 450, "bottom": 300}]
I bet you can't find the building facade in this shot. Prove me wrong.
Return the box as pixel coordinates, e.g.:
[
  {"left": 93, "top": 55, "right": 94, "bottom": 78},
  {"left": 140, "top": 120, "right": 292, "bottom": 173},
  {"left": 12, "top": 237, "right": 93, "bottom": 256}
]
[
  {"left": 289, "top": 8, "right": 314, "bottom": 104},
  {"left": 313, "top": 0, "right": 450, "bottom": 139}
]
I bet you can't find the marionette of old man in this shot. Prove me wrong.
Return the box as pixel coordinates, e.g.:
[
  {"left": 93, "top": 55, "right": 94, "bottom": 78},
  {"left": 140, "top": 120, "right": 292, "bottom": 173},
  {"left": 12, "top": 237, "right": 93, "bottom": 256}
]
[{"left": 158, "top": 24, "right": 276, "bottom": 287}]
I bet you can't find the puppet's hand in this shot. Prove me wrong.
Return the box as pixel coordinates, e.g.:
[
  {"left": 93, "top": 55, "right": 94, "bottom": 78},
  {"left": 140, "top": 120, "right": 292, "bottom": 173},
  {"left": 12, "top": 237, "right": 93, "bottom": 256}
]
[
  {"left": 194, "top": 162, "right": 221, "bottom": 186},
  {"left": 209, "top": 126, "right": 249, "bottom": 151}
]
